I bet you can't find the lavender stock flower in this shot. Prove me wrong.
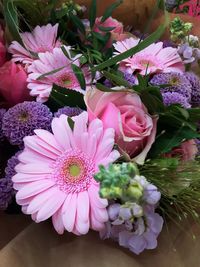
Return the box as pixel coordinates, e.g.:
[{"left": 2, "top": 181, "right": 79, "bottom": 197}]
[{"left": 54, "top": 106, "right": 83, "bottom": 118}]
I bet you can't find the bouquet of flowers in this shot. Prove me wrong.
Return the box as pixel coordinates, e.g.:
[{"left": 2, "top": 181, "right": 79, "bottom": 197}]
[{"left": 0, "top": 0, "right": 200, "bottom": 255}]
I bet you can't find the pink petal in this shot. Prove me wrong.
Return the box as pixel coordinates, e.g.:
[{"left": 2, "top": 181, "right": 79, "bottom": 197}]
[
  {"left": 26, "top": 186, "right": 61, "bottom": 214},
  {"left": 62, "top": 193, "right": 77, "bottom": 232},
  {"left": 36, "top": 190, "right": 66, "bottom": 222},
  {"left": 52, "top": 207, "right": 65, "bottom": 235},
  {"left": 16, "top": 179, "right": 55, "bottom": 200}
]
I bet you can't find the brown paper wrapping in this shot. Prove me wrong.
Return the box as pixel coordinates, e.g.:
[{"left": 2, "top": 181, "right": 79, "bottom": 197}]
[{"left": 0, "top": 214, "right": 200, "bottom": 267}]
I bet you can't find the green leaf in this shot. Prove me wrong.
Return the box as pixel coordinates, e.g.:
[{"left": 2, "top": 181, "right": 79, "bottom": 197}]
[
  {"left": 71, "top": 63, "right": 86, "bottom": 90},
  {"left": 98, "top": 26, "right": 116, "bottom": 32},
  {"left": 103, "top": 70, "right": 132, "bottom": 88},
  {"left": 149, "top": 125, "right": 200, "bottom": 157},
  {"left": 36, "top": 66, "right": 66, "bottom": 80},
  {"left": 187, "top": 108, "right": 200, "bottom": 122},
  {"left": 61, "top": 46, "right": 71, "bottom": 59},
  {"left": 92, "top": 23, "right": 167, "bottom": 72},
  {"left": 3, "top": 0, "right": 22, "bottom": 44},
  {"left": 101, "top": 0, "right": 123, "bottom": 23},
  {"left": 50, "top": 84, "right": 86, "bottom": 109},
  {"left": 67, "top": 117, "right": 75, "bottom": 130},
  {"left": 70, "top": 13, "right": 85, "bottom": 34},
  {"left": 92, "top": 31, "right": 110, "bottom": 42},
  {"left": 89, "top": 0, "right": 97, "bottom": 28},
  {"left": 140, "top": 87, "right": 165, "bottom": 114},
  {"left": 96, "top": 83, "right": 129, "bottom": 93}
]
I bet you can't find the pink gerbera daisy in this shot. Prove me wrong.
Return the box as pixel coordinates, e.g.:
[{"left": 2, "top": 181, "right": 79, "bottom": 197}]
[
  {"left": 27, "top": 47, "right": 91, "bottom": 102},
  {"left": 12, "top": 112, "right": 120, "bottom": 235},
  {"left": 113, "top": 37, "right": 184, "bottom": 75},
  {"left": 9, "top": 24, "right": 61, "bottom": 64}
]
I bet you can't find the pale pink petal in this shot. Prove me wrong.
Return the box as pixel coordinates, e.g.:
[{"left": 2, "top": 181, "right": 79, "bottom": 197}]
[
  {"left": 16, "top": 180, "right": 55, "bottom": 200},
  {"left": 36, "top": 190, "right": 66, "bottom": 222},
  {"left": 52, "top": 207, "right": 65, "bottom": 235},
  {"left": 62, "top": 193, "right": 77, "bottom": 232}
]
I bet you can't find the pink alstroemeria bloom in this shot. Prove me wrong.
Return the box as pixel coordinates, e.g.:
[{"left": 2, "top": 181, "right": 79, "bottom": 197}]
[
  {"left": 13, "top": 112, "right": 120, "bottom": 235},
  {"left": 9, "top": 24, "right": 61, "bottom": 64},
  {"left": 27, "top": 46, "right": 91, "bottom": 102},
  {"left": 113, "top": 37, "right": 184, "bottom": 75}
]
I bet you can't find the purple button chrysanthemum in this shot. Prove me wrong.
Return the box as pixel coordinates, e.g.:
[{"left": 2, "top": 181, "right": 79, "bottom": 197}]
[
  {"left": 0, "top": 177, "right": 14, "bottom": 210},
  {"left": 2, "top": 101, "right": 53, "bottom": 146},
  {"left": 185, "top": 72, "right": 200, "bottom": 106},
  {"left": 54, "top": 106, "right": 83, "bottom": 118},
  {"left": 0, "top": 151, "right": 21, "bottom": 210},
  {"left": 162, "top": 92, "right": 191, "bottom": 108},
  {"left": 5, "top": 151, "right": 21, "bottom": 179},
  {"left": 150, "top": 72, "right": 192, "bottom": 101},
  {"left": 0, "top": 109, "right": 6, "bottom": 142}
]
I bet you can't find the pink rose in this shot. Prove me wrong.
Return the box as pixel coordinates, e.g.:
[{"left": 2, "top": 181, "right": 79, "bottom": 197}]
[
  {"left": 0, "top": 42, "right": 6, "bottom": 67},
  {"left": 0, "top": 61, "right": 31, "bottom": 106},
  {"left": 93, "top": 16, "right": 123, "bottom": 48},
  {"left": 0, "top": 25, "right": 6, "bottom": 67},
  {"left": 165, "top": 139, "right": 198, "bottom": 161},
  {"left": 85, "top": 88, "right": 157, "bottom": 164}
]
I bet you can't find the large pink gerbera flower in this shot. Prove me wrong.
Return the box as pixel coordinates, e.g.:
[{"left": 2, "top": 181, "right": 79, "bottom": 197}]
[
  {"left": 9, "top": 24, "right": 60, "bottom": 64},
  {"left": 12, "top": 112, "right": 120, "bottom": 235},
  {"left": 113, "top": 37, "right": 184, "bottom": 75},
  {"left": 27, "top": 47, "right": 91, "bottom": 102}
]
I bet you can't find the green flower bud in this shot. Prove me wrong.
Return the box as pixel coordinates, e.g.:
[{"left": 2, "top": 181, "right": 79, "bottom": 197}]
[{"left": 127, "top": 182, "right": 143, "bottom": 200}]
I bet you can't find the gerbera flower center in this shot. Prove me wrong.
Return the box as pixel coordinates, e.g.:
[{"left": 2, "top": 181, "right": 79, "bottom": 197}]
[
  {"left": 55, "top": 72, "right": 79, "bottom": 89},
  {"left": 52, "top": 149, "right": 95, "bottom": 193}
]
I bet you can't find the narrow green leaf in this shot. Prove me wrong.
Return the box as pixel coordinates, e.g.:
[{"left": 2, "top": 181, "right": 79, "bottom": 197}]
[
  {"left": 92, "top": 31, "right": 110, "bottom": 42},
  {"left": 3, "top": 0, "right": 22, "bottom": 44},
  {"left": 70, "top": 13, "right": 85, "bottom": 34},
  {"left": 92, "top": 23, "right": 167, "bottom": 72},
  {"left": 96, "top": 83, "right": 130, "bottom": 93},
  {"left": 98, "top": 26, "right": 116, "bottom": 32},
  {"left": 61, "top": 46, "right": 71, "bottom": 59},
  {"left": 36, "top": 66, "right": 66, "bottom": 80},
  {"left": 89, "top": 0, "right": 97, "bottom": 28},
  {"left": 103, "top": 70, "right": 132, "bottom": 88},
  {"left": 71, "top": 63, "right": 86, "bottom": 90},
  {"left": 67, "top": 117, "right": 75, "bottom": 130},
  {"left": 101, "top": 0, "right": 123, "bottom": 23}
]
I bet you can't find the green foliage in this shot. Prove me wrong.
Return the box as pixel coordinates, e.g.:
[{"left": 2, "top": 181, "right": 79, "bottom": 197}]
[
  {"left": 140, "top": 158, "right": 200, "bottom": 225},
  {"left": 149, "top": 105, "right": 200, "bottom": 157},
  {"left": 100, "top": 0, "right": 123, "bottom": 23},
  {"left": 3, "top": 0, "right": 22, "bottom": 44},
  {"left": 49, "top": 84, "right": 86, "bottom": 110},
  {"left": 71, "top": 63, "right": 86, "bottom": 90},
  {"left": 89, "top": 0, "right": 97, "bottom": 28}
]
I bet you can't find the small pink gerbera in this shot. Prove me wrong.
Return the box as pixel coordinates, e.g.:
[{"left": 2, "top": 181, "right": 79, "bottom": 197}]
[
  {"left": 113, "top": 37, "right": 184, "bottom": 75},
  {"left": 9, "top": 24, "right": 61, "bottom": 64},
  {"left": 12, "top": 112, "right": 120, "bottom": 235},
  {"left": 27, "top": 46, "right": 90, "bottom": 102}
]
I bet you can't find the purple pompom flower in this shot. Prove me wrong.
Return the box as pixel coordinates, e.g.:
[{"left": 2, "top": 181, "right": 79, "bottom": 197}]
[
  {"left": 0, "top": 109, "right": 6, "bottom": 142},
  {"left": 5, "top": 151, "right": 21, "bottom": 179},
  {"left": 162, "top": 92, "right": 191, "bottom": 108},
  {"left": 0, "top": 177, "right": 14, "bottom": 210},
  {"left": 150, "top": 72, "right": 192, "bottom": 101},
  {"left": 0, "top": 151, "right": 21, "bottom": 210},
  {"left": 2, "top": 101, "right": 53, "bottom": 146},
  {"left": 54, "top": 106, "right": 83, "bottom": 118},
  {"left": 185, "top": 72, "right": 200, "bottom": 106}
]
